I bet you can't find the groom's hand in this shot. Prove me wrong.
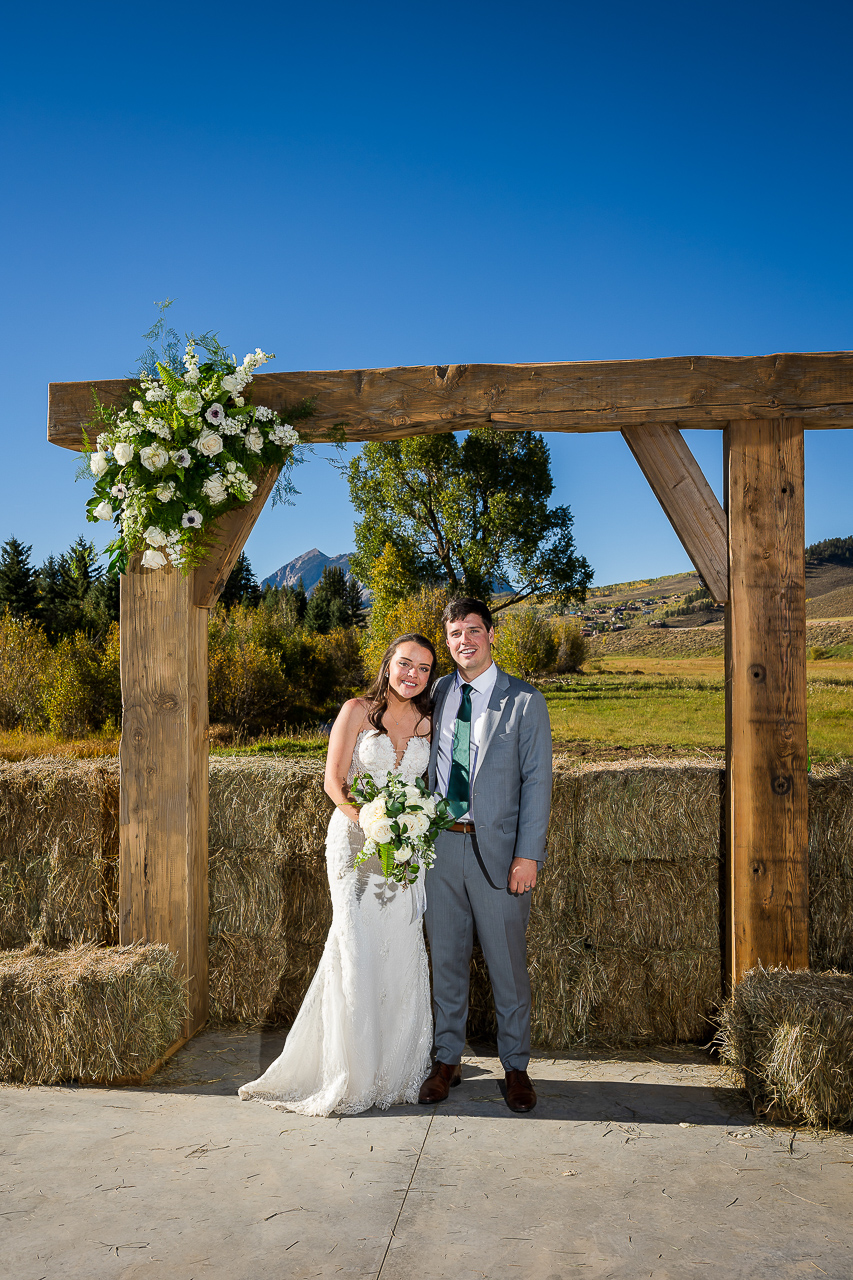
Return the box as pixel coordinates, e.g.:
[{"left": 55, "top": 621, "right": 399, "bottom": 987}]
[{"left": 508, "top": 857, "right": 538, "bottom": 895}]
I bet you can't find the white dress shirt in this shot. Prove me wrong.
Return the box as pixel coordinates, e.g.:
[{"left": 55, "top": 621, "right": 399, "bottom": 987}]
[{"left": 435, "top": 662, "right": 498, "bottom": 821}]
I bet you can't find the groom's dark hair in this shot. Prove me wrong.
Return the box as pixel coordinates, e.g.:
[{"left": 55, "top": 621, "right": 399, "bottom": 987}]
[{"left": 441, "top": 597, "right": 494, "bottom": 632}]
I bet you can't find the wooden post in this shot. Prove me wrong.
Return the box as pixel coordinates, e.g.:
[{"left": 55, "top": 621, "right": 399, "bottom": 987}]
[
  {"left": 119, "top": 554, "right": 209, "bottom": 1039},
  {"left": 725, "top": 418, "right": 808, "bottom": 986}
]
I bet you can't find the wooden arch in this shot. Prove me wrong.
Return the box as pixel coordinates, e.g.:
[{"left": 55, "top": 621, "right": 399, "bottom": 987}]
[{"left": 49, "top": 351, "right": 853, "bottom": 1046}]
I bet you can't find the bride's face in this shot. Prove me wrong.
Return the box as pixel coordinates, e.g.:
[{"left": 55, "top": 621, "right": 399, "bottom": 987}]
[{"left": 387, "top": 643, "right": 434, "bottom": 701}]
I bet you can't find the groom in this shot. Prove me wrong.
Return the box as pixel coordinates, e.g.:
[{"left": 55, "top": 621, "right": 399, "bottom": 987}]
[{"left": 420, "top": 597, "right": 552, "bottom": 1113}]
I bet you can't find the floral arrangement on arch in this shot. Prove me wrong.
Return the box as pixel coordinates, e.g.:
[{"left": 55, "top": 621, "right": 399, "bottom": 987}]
[{"left": 84, "top": 326, "right": 313, "bottom": 574}]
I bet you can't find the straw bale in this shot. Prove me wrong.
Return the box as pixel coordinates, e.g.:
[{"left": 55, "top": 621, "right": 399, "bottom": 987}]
[
  {"left": 208, "top": 756, "right": 330, "bottom": 852},
  {"left": 717, "top": 965, "right": 853, "bottom": 1129},
  {"left": 0, "top": 759, "right": 118, "bottom": 949},
  {"left": 0, "top": 942, "right": 185, "bottom": 1084},
  {"left": 808, "top": 768, "right": 853, "bottom": 972},
  {"left": 208, "top": 933, "right": 290, "bottom": 1025}
]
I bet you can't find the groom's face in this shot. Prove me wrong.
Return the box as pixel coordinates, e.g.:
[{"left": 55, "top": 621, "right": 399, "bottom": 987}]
[{"left": 445, "top": 613, "right": 495, "bottom": 680}]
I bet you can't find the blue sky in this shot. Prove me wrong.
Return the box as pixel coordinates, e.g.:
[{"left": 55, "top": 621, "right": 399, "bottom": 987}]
[{"left": 2, "top": 0, "right": 851, "bottom": 587}]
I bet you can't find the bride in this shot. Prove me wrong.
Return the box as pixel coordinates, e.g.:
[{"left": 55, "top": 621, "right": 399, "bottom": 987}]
[{"left": 239, "top": 633, "right": 438, "bottom": 1116}]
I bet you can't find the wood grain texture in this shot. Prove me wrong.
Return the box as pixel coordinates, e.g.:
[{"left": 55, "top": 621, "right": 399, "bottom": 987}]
[
  {"left": 621, "top": 424, "right": 728, "bottom": 603},
  {"left": 48, "top": 351, "right": 853, "bottom": 449},
  {"left": 119, "top": 555, "right": 209, "bottom": 1037},
  {"left": 193, "top": 467, "right": 280, "bottom": 608},
  {"left": 725, "top": 419, "right": 808, "bottom": 985}
]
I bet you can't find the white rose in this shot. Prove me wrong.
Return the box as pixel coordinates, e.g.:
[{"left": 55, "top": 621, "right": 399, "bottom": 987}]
[
  {"left": 93, "top": 500, "right": 113, "bottom": 520},
  {"left": 201, "top": 475, "right": 228, "bottom": 504},
  {"left": 400, "top": 810, "right": 429, "bottom": 838},
  {"left": 245, "top": 427, "right": 264, "bottom": 453},
  {"left": 220, "top": 374, "right": 239, "bottom": 394},
  {"left": 141, "top": 548, "right": 168, "bottom": 569},
  {"left": 139, "top": 444, "right": 169, "bottom": 471},
  {"left": 195, "top": 430, "right": 224, "bottom": 457},
  {"left": 155, "top": 481, "right": 176, "bottom": 502},
  {"left": 369, "top": 817, "right": 394, "bottom": 844},
  {"left": 393, "top": 845, "right": 414, "bottom": 863},
  {"left": 89, "top": 451, "right": 109, "bottom": 477},
  {"left": 176, "top": 389, "right": 202, "bottom": 415},
  {"left": 113, "top": 441, "right": 134, "bottom": 466},
  {"left": 144, "top": 525, "right": 167, "bottom": 547},
  {"left": 133, "top": 400, "right": 144, "bottom": 413}
]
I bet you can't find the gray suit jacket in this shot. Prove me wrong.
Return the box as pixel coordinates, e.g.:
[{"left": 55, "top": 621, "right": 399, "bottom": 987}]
[{"left": 428, "top": 665, "right": 553, "bottom": 880}]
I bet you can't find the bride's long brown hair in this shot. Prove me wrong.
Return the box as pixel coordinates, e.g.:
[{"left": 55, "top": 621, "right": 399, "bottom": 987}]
[{"left": 365, "top": 633, "right": 437, "bottom": 734}]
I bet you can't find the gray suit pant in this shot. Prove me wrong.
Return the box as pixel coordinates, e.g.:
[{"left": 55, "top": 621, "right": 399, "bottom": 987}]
[{"left": 425, "top": 829, "right": 532, "bottom": 1071}]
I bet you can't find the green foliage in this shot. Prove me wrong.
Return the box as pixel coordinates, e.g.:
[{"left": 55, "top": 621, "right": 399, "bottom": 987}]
[
  {"left": 492, "top": 608, "right": 559, "bottom": 680},
  {"left": 347, "top": 428, "right": 593, "bottom": 611},
  {"left": 553, "top": 619, "right": 587, "bottom": 673},
  {"left": 304, "top": 565, "right": 364, "bottom": 634},
  {"left": 0, "top": 609, "right": 51, "bottom": 730},
  {"left": 0, "top": 538, "right": 39, "bottom": 621},
  {"left": 35, "top": 537, "right": 118, "bottom": 641},
  {"left": 361, "top": 585, "right": 454, "bottom": 680},
  {"left": 805, "top": 535, "right": 853, "bottom": 565},
  {"left": 42, "top": 625, "right": 121, "bottom": 738},
  {"left": 219, "top": 551, "right": 261, "bottom": 609}
]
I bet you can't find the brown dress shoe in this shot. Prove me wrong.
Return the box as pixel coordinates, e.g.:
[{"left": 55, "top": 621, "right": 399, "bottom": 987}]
[
  {"left": 504, "top": 1068, "right": 536, "bottom": 1113},
  {"left": 418, "top": 1061, "right": 462, "bottom": 1104}
]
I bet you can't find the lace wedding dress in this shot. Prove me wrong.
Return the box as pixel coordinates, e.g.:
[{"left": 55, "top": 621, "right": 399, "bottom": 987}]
[{"left": 238, "top": 729, "right": 433, "bottom": 1116}]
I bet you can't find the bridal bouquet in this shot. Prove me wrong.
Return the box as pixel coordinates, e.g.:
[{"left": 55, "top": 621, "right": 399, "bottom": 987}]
[
  {"left": 83, "top": 320, "right": 313, "bottom": 574},
  {"left": 352, "top": 774, "right": 455, "bottom": 886}
]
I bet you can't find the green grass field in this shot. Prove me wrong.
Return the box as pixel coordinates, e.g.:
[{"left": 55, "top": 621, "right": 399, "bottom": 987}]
[{"left": 543, "top": 657, "right": 852, "bottom": 763}]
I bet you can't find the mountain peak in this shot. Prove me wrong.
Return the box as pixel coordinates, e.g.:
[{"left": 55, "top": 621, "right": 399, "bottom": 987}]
[{"left": 261, "top": 549, "right": 360, "bottom": 596}]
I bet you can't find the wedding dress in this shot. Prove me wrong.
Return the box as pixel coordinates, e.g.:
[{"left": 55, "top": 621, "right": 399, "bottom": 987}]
[{"left": 238, "top": 729, "right": 433, "bottom": 1116}]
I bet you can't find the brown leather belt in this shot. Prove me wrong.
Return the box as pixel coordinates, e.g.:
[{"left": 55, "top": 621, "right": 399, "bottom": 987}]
[{"left": 448, "top": 821, "right": 476, "bottom": 834}]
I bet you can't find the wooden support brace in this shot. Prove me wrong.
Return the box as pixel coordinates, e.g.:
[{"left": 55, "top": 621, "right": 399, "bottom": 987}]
[
  {"left": 725, "top": 418, "right": 808, "bottom": 986},
  {"left": 621, "top": 423, "right": 728, "bottom": 603},
  {"left": 194, "top": 466, "right": 280, "bottom": 608}
]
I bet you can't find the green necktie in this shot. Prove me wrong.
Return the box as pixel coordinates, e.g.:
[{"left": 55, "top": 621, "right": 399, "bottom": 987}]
[{"left": 447, "top": 684, "right": 473, "bottom": 820}]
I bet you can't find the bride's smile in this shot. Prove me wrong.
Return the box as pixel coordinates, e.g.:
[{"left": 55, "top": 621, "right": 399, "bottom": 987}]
[{"left": 386, "top": 643, "right": 433, "bottom": 702}]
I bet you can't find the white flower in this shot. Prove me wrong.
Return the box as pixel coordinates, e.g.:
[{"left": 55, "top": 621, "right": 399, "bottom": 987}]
[
  {"left": 245, "top": 427, "right": 263, "bottom": 453},
  {"left": 139, "top": 444, "right": 169, "bottom": 471},
  {"left": 171, "top": 448, "right": 192, "bottom": 467},
  {"left": 254, "top": 405, "right": 273, "bottom": 422},
  {"left": 141, "top": 548, "right": 168, "bottom": 569},
  {"left": 176, "top": 389, "right": 202, "bottom": 415},
  {"left": 89, "top": 451, "right": 109, "bottom": 477},
  {"left": 399, "top": 810, "right": 429, "bottom": 838},
  {"left": 182, "top": 509, "right": 203, "bottom": 528},
  {"left": 393, "top": 845, "right": 414, "bottom": 863},
  {"left": 369, "top": 816, "right": 394, "bottom": 844},
  {"left": 195, "top": 429, "right": 224, "bottom": 457},
  {"left": 113, "top": 441, "right": 134, "bottom": 466},
  {"left": 184, "top": 366, "right": 199, "bottom": 384},
  {"left": 145, "top": 385, "right": 168, "bottom": 403},
  {"left": 201, "top": 475, "right": 228, "bottom": 504},
  {"left": 93, "top": 500, "right": 113, "bottom": 520},
  {"left": 144, "top": 525, "right": 168, "bottom": 547},
  {"left": 155, "top": 481, "right": 176, "bottom": 503},
  {"left": 220, "top": 374, "right": 239, "bottom": 394},
  {"left": 133, "top": 400, "right": 144, "bottom": 413},
  {"left": 205, "top": 403, "right": 226, "bottom": 426},
  {"left": 111, "top": 483, "right": 128, "bottom": 499},
  {"left": 271, "top": 423, "right": 300, "bottom": 447}
]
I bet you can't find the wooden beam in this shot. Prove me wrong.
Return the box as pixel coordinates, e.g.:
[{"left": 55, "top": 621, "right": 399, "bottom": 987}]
[
  {"left": 194, "top": 466, "right": 280, "bottom": 608},
  {"left": 622, "top": 423, "right": 728, "bottom": 603},
  {"left": 119, "top": 554, "right": 209, "bottom": 1039},
  {"left": 725, "top": 418, "right": 808, "bottom": 987},
  {"left": 48, "top": 351, "right": 853, "bottom": 449}
]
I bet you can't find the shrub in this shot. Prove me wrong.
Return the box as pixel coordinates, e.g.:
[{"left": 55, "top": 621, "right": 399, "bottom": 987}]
[
  {"left": 0, "top": 609, "right": 50, "bottom": 730},
  {"left": 43, "top": 630, "right": 120, "bottom": 737},
  {"left": 361, "top": 585, "right": 454, "bottom": 680},
  {"left": 553, "top": 619, "right": 587, "bottom": 673},
  {"left": 492, "top": 607, "right": 558, "bottom": 680}
]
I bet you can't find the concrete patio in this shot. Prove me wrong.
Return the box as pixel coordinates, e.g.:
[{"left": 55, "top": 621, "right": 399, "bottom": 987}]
[{"left": 3, "top": 1029, "right": 852, "bottom": 1280}]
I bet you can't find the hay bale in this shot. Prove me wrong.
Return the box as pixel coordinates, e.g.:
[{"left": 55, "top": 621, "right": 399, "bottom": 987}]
[
  {"left": 0, "top": 942, "right": 185, "bottom": 1084},
  {"left": 808, "top": 767, "right": 853, "bottom": 972},
  {"left": 207, "top": 758, "right": 333, "bottom": 1025},
  {"left": 0, "top": 758, "right": 119, "bottom": 949},
  {"left": 717, "top": 965, "right": 853, "bottom": 1128}
]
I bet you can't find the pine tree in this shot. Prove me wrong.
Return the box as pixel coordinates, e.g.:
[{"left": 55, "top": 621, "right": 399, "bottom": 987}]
[
  {"left": 37, "top": 538, "right": 103, "bottom": 639},
  {"left": 0, "top": 537, "right": 39, "bottom": 620},
  {"left": 220, "top": 551, "right": 261, "bottom": 609},
  {"left": 304, "top": 565, "right": 363, "bottom": 634}
]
